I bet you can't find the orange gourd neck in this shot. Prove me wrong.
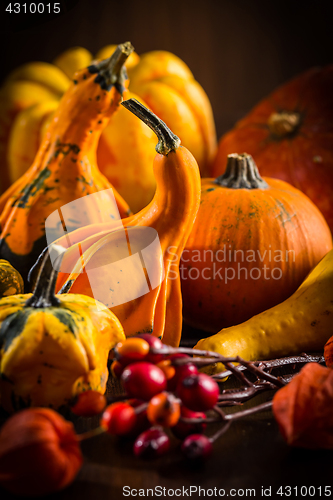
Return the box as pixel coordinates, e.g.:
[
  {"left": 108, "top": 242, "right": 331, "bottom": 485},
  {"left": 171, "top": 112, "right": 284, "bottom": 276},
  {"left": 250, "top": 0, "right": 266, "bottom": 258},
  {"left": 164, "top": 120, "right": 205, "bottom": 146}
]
[
  {"left": 267, "top": 111, "right": 301, "bottom": 140},
  {"left": 56, "top": 99, "right": 201, "bottom": 345},
  {"left": 215, "top": 153, "right": 268, "bottom": 190},
  {"left": 42, "top": 43, "right": 132, "bottom": 173},
  {"left": 121, "top": 98, "right": 183, "bottom": 226}
]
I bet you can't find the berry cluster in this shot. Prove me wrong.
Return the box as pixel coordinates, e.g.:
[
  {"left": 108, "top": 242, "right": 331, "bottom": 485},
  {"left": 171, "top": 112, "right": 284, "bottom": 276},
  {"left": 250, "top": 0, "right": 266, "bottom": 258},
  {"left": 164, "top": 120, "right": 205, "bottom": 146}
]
[
  {"left": 72, "top": 335, "right": 219, "bottom": 459},
  {"left": 71, "top": 337, "right": 324, "bottom": 460}
]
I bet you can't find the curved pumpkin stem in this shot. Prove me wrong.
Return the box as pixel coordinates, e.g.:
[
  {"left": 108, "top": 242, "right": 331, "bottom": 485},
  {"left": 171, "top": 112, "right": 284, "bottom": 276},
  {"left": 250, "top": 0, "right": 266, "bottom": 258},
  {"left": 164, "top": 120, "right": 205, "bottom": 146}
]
[
  {"left": 88, "top": 41, "right": 134, "bottom": 92},
  {"left": 121, "top": 98, "right": 181, "bottom": 155},
  {"left": 215, "top": 153, "right": 268, "bottom": 190},
  {"left": 25, "top": 246, "right": 65, "bottom": 308}
]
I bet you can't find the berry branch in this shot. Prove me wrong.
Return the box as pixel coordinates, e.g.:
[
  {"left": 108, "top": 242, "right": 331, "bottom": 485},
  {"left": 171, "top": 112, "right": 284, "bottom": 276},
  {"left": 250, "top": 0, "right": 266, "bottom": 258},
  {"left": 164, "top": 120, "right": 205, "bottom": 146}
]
[{"left": 72, "top": 337, "right": 325, "bottom": 460}]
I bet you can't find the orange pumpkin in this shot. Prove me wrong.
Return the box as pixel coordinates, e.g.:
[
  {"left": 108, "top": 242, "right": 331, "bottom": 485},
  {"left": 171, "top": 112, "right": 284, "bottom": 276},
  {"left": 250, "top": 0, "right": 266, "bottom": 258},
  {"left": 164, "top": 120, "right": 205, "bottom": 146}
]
[
  {"left": 213, "top": 65, "right": 333, "bottom": 232},
  {"left": 182, "top": 153, "right": 332, "bottom": 333}
]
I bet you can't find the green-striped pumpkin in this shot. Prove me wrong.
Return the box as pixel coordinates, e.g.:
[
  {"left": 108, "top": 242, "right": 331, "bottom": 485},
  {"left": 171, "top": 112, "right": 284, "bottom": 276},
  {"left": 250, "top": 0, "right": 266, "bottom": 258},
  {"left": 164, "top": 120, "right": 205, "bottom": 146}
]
[{"left": 0, "top": 248, "right": 125, "bottom": 413}]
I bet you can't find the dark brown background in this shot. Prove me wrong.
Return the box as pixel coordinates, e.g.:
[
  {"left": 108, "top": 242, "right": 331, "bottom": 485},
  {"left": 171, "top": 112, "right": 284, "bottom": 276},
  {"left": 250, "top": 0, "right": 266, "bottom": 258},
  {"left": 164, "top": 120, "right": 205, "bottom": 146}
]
[
  {"left": 1, "top": 0, "right": 333, "bottom": 137},
  {"left": 0, "top": 2, "right": 333, "bottom": 498}
]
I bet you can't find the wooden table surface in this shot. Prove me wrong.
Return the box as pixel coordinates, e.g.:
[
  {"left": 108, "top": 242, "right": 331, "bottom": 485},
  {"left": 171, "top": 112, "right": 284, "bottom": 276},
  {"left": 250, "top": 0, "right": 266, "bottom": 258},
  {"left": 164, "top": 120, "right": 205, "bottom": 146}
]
[{"left": 0, "top": 328, "right": 332, "bottom": 499}]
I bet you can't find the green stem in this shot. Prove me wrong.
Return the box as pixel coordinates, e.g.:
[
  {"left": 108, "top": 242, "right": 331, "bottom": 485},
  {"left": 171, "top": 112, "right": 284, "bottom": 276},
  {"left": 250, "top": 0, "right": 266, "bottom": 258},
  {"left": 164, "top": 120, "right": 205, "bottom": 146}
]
[
  {"left": 25, "top": 245, "right": 64, "bottom": 308},
  {"left": 121, "top": 98, "right": 181, "bottom": 155}
]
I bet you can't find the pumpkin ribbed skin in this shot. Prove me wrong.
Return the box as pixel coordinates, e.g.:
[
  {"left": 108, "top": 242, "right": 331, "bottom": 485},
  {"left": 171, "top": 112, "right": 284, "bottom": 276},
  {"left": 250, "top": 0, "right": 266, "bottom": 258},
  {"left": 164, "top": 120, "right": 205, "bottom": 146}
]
[
  {"left": 0, "top": 259, "right": 24, "bottom": 298},
  {"left": 4, "top": 46, "right": 216, "bottom": 212},
  {"left": 0, "top": 43, "right": 132, "bottom": 286},
  {"left": 182, "top": 154, "right": 332, "bottom": 333},
  {"left": 213, "top": 65, "right": 333, "bottom": 232}
]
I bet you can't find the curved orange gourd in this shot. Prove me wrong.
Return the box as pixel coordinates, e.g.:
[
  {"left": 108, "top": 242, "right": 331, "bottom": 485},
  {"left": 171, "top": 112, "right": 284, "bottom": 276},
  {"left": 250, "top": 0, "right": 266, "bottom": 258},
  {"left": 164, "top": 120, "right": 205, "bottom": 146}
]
[
  {"left": 182, "top": 153, "right": 332, "bottom": 333},
  {"left": 0, "top": 43, "right": 133, "bottom": 286},
  {"left": 52, "top": 99, "right": 201, "bottom": 346}
]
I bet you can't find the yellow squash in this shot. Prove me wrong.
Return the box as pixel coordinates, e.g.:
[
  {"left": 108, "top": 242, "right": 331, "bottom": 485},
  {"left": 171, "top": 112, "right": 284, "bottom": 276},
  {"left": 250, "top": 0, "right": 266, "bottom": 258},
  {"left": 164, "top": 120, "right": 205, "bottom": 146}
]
[
  {"left": 195, "top": 249, "right": 333, "bottom": 374},
  {"left": 3, "top": 45, "right": 216, "bottom": 212}
]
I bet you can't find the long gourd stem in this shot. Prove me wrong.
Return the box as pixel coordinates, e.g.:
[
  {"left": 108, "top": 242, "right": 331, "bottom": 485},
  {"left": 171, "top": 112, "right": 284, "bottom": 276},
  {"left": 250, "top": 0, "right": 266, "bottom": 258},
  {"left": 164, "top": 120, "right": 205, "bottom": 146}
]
[
  {"left": 121, "top": 98, "right": 181, "bottom": 155},
  {"left": 25, "top": 245, "right": 64, "bottom": 308},
  {"left": 105, "top": 42, "right": 134, "bottom": 82},
  {"left": 88, "top": 41, "right": 134, "bottom": 91}
]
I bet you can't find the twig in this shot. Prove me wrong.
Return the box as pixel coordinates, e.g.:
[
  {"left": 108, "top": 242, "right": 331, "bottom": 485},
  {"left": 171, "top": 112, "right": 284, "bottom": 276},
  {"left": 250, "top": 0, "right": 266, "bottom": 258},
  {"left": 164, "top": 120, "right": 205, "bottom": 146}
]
[{"left": 213, "top": 354, "right": 325, "bottom": 380}]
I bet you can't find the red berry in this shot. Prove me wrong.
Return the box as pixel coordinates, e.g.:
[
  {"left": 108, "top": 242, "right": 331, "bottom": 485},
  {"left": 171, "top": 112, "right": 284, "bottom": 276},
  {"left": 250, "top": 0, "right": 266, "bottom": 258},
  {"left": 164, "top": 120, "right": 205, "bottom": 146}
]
[
  {"left": 134, "top": 334, "right": 164, "bottom": 364},
  {"left": 71, "top": 391, "right": 106, "bottom": 417},
  {"left": 175, "top": 363, "right": 198, "bottom": 382},
  {"left": 181, "top": 434, "right": 213, "bottom": 460},
  {"left": 177, "top": 373, "right": 219, "bottom": 411},
  {"left": 121, "top": 362, "right": 166, "bottom": 400},
  {"left": 101, "top": 403, "right": 137, "bottom": 436},
  {"left": 115, "top": 338, "right": 150, "bottom": 365},
  {"left": 167, "top": 354, "right": 198, "bottom": 391},
  {"left": 172, "top": 406, "right": 207, "bottom": 439},
  {"left": 147, "top": 392, "right": 181, "bottom": 427},
  {"left": 133, "top": 428, "right": 170, "bottom": 458}
]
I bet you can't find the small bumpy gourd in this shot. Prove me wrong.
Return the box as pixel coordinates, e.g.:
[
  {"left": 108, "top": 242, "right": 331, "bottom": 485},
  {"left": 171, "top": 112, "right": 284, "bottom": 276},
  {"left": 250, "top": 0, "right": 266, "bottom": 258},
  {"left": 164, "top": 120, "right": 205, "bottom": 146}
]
[{"left": 0, "top": 247, "right": 125, "bottom": 413}]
